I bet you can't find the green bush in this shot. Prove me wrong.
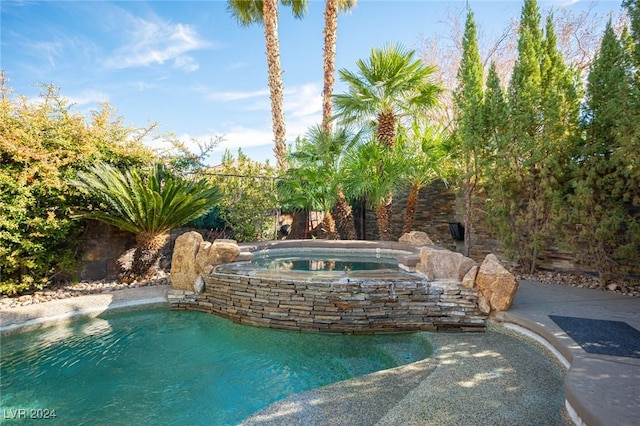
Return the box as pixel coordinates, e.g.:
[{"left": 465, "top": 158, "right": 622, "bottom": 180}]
[{"left": 0, "top": 80, "right": 156, "bottom": 295}]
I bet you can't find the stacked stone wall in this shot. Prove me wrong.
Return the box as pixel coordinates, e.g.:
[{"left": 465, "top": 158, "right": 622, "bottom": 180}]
[{"left": 169, "top": 272, "right": 486, "bottom": 333}]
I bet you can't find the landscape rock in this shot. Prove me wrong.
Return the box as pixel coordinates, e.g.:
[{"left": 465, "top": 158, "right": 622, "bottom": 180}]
[
  {"left": 463, "top": 265, "right": 479, "bottom": 288},
  {"left": 398, "top": 231, "right": 434, "bottom": 246},
  {"left": 209, "top": 239, "right": 241, "bottom": 265},
  {"left": 170, "top": 231, "right": 203, "bottom": 290},
  {"left": 474, "top": 254, "right": 519, "bottom": 313},
  {"left": 417, "top": 246, "right": 476, "bottom": 281}
]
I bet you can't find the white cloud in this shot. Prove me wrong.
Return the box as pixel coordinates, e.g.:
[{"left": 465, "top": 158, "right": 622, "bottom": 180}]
[
  {"left": 65, "top": 90, "right": 109, "bottom": 107},
  {"left": 208, "top": 88, "right": 270, "bottom": 102},
  {"left": 143, "top": 82, "right": 323, "bottom": 164},
  {"left": 104, "top": 16, "right": 210, "bottom": 71}
]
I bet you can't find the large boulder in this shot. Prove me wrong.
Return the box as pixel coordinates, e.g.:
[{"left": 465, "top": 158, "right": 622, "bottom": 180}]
[
  {"left": 398, "top": 231, "right": 434, "bottom": 246},
  {"left": 170, "top": 231, "right": 203, "bottom": 291},
  {"left": 194, "top": 239, "right": 241, "bottom": 275},
  {"left": 474, "top": 254, "right": 519, "bottom": 314},
  {"left": 417, "top": 246, "right": 476, "bottom": 281},
  {"left": 209, "top": 239, "right": 241, "bottom": 265}
]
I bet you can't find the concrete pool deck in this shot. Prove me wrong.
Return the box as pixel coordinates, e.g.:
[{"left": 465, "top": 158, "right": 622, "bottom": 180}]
[{"left": 1, "top": 281, "right": 638, "bottom": 425}]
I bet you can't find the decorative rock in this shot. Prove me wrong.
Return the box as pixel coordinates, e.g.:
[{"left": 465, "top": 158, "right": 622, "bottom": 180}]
[
  {"left": 194, "top": 274, "right": 205, "bottom": 294},
  {"left": 398, "top": 231, "right": 434, "bottom": 246},
  {"left": 417, "top": 246, "right": 476, "bottom": 281},
  {"left": 209, "top": 239, "right": 241, "bottom": 265},
  {"left": 607, "top": 283, "right": 618, "bottom": 292},
  {"left": 463, "top": 265, "right": 478, "bottom": 288},
  {"left": 170, "top": 231, "right": 203, "bottom": 290},
  {"left": 195, "top": 241, "right": 213, "bottom": 274},
  {"left": 474, "top": 254, "right": 519, "bottom": 313}
]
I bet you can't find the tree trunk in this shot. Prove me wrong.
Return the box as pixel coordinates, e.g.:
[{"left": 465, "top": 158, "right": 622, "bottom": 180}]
[
  {"left": 334, "top": 188, "right": 358, "bottom": 239},
  {"left": 463, "top": 178, "right": 472, "bottom": 257},
  {"left": 322, "top": 0, "right": 338, "bottom": 133},
  {"left": 402, "top": 183, "right": 420, "bottom": 235},
  {"left": 375, "top": 196, "right": 393, "bottom": 241},
  {"left": 263, "top": 0, "right": 288, "bottom": 171},
  {"left": 321, "top": 211, "right": 339, "bottom": 240},
  {"left": 129, "top": 232, "right": 170, "bottom": 279}
]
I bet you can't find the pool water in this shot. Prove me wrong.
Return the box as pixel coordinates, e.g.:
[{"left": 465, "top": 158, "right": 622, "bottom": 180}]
[
  {"left": 251, "top": 252, "right": 399, "bottom": 272},
  {"left": 1, "top": 308, "right": 433, "bottom": 425}
]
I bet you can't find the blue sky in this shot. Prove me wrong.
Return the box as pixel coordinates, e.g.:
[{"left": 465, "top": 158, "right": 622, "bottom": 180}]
[{"left": 1, "top": 0, "right": 623, "bottom": 165}]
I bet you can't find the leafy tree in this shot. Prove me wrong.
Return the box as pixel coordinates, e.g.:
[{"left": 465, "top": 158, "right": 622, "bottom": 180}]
[
  {"left": 453, "top": 7, "right": 485, "bottom": 256},
  {"left": 209, "top": 150, "right": 280, "bottom": 242},
  {"left": 333, "top": 43, "right": 442, "bottom": 239},
  {"left": 0, "top": 81, "right": 155, "bottom": 294},
  {"left": 70, "top": 162, "right": 222, "bottom": 279},
  {"left": 227, "top": 0, "right": 308, "bottom": 171}
]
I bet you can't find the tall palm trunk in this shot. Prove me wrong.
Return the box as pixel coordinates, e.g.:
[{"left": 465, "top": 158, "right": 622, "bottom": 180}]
[
  {"left": 375, "top": 198, "right": 393, "bottom": 241},
  {"left": 334, "top": 187, "right": 358, "bottom": 239},
  {"left": 263, "top": 0, "right": 288, "bottom": 171},
  {"left": 321, "top": 211, "right": 339, "bottom": 239},
  {"left": 402, "top": 183, "right": 420, "bottom": 235},
  {"left": 322, "top": 0, "right": 338, "bottom": 132}
]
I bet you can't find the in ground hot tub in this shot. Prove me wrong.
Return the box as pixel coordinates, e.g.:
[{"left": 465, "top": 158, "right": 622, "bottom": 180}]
[{"left": 170, "top": 240, "right": 486, "bottom": 333}]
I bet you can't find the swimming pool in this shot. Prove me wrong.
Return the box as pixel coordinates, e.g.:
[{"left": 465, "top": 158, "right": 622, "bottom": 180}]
[{"left": 0, "top": 307, "right": 433, "bottom": 425}]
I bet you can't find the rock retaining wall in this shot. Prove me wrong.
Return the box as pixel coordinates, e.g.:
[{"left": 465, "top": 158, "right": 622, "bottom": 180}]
[{"left": 169, "top": 273, "right": 486, "bottom": 333}]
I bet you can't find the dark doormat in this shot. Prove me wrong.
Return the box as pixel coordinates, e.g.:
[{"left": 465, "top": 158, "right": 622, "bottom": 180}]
[{"left": 549, "top": 315, "right": 640, "bottom": 359}]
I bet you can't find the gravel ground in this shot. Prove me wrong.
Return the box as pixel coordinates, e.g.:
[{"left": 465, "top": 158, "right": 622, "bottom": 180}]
[{"left": 1, "top": 268, "right": 638, "bottom": 311}]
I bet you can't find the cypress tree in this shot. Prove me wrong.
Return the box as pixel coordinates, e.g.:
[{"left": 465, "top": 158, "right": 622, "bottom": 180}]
[
  {"left": 453, "top": 7, "right": 484, "bottom": 257},
  {"left": 569, "top": 20, "right": 640, "bottom": 282},
  {"left": 486, "top": 0, "right": 580, "bottom": 273}
]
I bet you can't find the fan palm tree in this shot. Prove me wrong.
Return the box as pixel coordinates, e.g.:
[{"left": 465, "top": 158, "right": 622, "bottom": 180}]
[
  {"left": 397, "top": 121, "right": 451, "bottom": 234},
  {"left": 227, "top": 0, "right": 308, "bottom": 171},
  {"left": 322, "top": 0, "right": 358, "bottom": 238},
  {"left": 280, "top": 125, "right": 361, "bottom": 239},
  {"left": 70, "top": 162, "right": 222, "bottom": 279},
  {"left": 333, "top": 43, "right": 442, "bottom": 239},
  {"left": 341, "top": 140, "right": 404, "bottom": 240},
  {"left": 333, "top": 43, "right": 442, "bottom": 148}
]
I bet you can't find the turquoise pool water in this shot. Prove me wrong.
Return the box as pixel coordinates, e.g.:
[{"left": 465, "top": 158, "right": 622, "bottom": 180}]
[
  {"left": 250, "top": 251, "right": 399, "bottom": 272},
  {"left": 1, "top": 308, "right": 433, "bottom": 425}
]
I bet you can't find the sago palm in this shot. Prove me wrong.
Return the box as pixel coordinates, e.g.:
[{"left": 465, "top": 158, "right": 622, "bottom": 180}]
[{"left": 70, "top": 162, "right": 222, "bottom": 279}]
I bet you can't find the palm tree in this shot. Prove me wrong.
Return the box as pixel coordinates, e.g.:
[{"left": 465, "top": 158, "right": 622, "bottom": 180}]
[
  {"left": 227, "top": 0, "right": 308, "bottom": 171},
  {"left": 333, "top": 43, "right": 442, "bottom": 239},
  {"left": 397, "top": 121, "right": 451, "bottom": 234},
  {"left": 70, "top": 162, "right": 222, "bottom": 279},
  {"left": 280, "top": 125, "right": 361, "bottom": 239},
  {"left": 333, "top": 43, "right": 442, "bottom": 148},
  {"left": 322, "top": 0, "right": 357, "bottom": 132},
  {"left": 341, "top": 140, "right": 404, "bottom": 240},
  {"left": 322, "top": 0, "right": 358, "bottom": 239}
]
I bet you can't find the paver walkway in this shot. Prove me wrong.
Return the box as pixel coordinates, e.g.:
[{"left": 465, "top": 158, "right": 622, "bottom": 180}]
[{"left": 494, "top": 280, "right": 640, "bottom": 426}]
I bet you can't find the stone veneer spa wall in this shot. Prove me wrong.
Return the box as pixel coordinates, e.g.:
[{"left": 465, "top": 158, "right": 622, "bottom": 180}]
[{"left": 166, "top": 234, "right": 520, "bottom": 333}]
